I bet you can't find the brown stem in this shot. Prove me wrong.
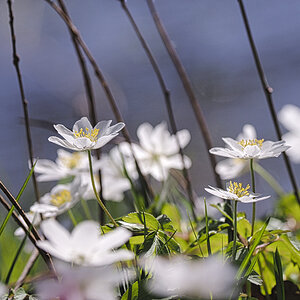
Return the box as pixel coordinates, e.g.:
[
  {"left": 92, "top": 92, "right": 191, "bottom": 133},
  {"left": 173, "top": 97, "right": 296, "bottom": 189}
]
[
  {"left": 237, "top": 0, "right": 300, "bottom": 204},
  {"left": 119, "top": 0, "right": 196, "bottom": 219},
  {"left": 6, "top": 0, "right": 40, "bottom": 202},
  {"left": 43, "top": 0, "right": 153, "bottom": 203},
  {"left": 56, "top": 0, "right": 105, "bottom": 224},
  {"left": 0, "top": 195, "right": 55, "bottom": 272},
  {"left": 146, "top": 0, "right": 222, "bottom": 189}
]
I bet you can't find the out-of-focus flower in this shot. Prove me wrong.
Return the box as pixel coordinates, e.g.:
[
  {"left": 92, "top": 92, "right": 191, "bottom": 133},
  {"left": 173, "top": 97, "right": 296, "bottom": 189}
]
[
  {"left": 216, "top": 124, "right": 256, "bottom": 180},
  {"left": 0, "top": 282, "right": 7, "bottom": 297},
  {"left": 37, "top": 219, "right": 134, "bottom": 266},
  {"left": 194, "top": 195, "right": 223, "bottom": 218},
  {"left": 30, "top": 177, "right": 85, "bottom": 217},
  {"left": 205, "top": 181, "right": 270, "bottom": 203},
  {"left": 14, "top": 211, "right": 42, "bottom": 237},
  {"left": 48, "top": 117, "right": 124, "bottom": 151},
  {"left": 34, "top": 149, "right": 101, "bottom": 182},
  {"left": 210, "top": 131, "right": 289, "bottom": 160},
  {"left": 142, "top": 255, "right": 236, "bottom": 299},
  {"left": 278, "top": 104, "right": 300, "bottom": 163},
  {"left": 120, "top": 122, "right": 191, "bottom": 181},
  {"left": 36, "top": 263, "right": 134, "bottom": 300}
]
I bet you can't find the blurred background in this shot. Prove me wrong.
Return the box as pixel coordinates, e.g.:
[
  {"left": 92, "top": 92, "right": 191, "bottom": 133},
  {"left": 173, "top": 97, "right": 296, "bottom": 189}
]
[{"left": 1, "top": 0, "right": 300, "bottom": 217}]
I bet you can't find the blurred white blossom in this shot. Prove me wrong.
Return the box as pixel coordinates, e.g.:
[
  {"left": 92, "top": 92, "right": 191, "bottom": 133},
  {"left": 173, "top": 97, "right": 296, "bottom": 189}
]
[
  {"left": 205, "top": 181, "right": 270, "bottom": 203},
  {"left": 142, "top": 255, "right": 236, "bottom": 299},
  {"left": 48, "top": 117, "right": 124, "bottom": 151},
  {"left": 37, "top": 219, "right": 134, "bottom": 266},
  {"left": 14, "top": 211, "right": 42, "bottom": 237},
  {"left": 215, "top": 124, "right": 256, "bottom": 180},
  {"left": 120, "top": 122, "right": 191, "bottom": 181},
  {"left": 36, "top": 263, "right": 134, "bottom": 300},
  {"left": 278, "top": 104, "right": 300, "bottom": 163},
  {"left": 0, "top": 282, "right": 7, "bottom": 297}
]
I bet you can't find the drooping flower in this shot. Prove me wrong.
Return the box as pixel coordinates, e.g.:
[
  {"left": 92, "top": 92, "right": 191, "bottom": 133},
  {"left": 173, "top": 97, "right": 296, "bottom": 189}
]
[
  {"left": 48, "top": 117, "right": 125, "bottom": 151},
  {"left": 120, "top": 122, "right": 191, "bottom": 181},
  {"left": 210, "top": 131, "right": 289, "bottom": 160},
  {"left": 142, "top": 255, "right": 236, "bottom": 299},
  {"left": 278, "top": 104, "right": 300, "bottom": 163},
  {"left": 215, "top": 124, "right": 256, "bottom": 180},
  {"left": 205, "top": 181, "right": 270, "bottom": 203},
  {"left": 34, "top": 149, "right": 101, "bottom": 182},
  {"left": 37, "top": 219, "right": 134, "bottom": 266},
  {"left": 30, "top": 177, "right": 85, "bottom": 217},
  {"left": 36, "top": 263, "right": 134, "bottom": 300}
]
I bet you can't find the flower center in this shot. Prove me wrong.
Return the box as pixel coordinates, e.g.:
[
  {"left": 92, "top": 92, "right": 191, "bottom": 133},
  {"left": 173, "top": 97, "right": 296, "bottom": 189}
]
[
  {"left": 238, "top": 139, "right": 264, "bottom": 148},
  {"left": 50, "top": 190, "right": 71, "bottom": 206},
  {"left": 227, "top": 181, "right": 250, "bottom": 198},
  {"left": 61, "top": 152, "right": 82, "bottom": 169},
  {"left": 74, "top": 127, "right": 99, "bottom": 142}
]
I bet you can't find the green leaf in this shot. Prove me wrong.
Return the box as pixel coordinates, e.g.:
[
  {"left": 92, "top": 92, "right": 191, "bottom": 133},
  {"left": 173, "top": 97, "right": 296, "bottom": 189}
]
[
  {"left": 273, "top": 248, "right": 285, "bottom": 300},
  {"left": 121, "top": 212, "right": 160, "bottom": 231},
  {"left": 161, "top": 203, "right": 181, "bottom": 231}
]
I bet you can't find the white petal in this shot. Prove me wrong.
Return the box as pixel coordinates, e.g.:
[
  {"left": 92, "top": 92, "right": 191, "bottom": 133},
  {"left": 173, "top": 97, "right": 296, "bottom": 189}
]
[
  {"left": 48, "top": 136, "right": 78, "bottom": 151},
  {"left": 243, "top": 145, "right": 261, "bottom": 158},
  {"left": 137, "top": 122, "right": 155, "bottom": 152},
  {"left": 209, "top": 147, "right": 238, "bottom": 158},
  {"left": 95, "top": 120, "right": 112, "bottom": 136},
  {"left": 73, "top": 117, "right": 93, "bottom": 132},
  {"left": 105, "top": 122, "right": 125, "bottom": 135},
  {"left": 222, "top": 137, "right": 243, "bottom": 152},
  {"left": 278, "top": 104, "right": 300, "bottom": 132},
  {"left": 54, "top": 124, "right": 75, "bottom": 143}
]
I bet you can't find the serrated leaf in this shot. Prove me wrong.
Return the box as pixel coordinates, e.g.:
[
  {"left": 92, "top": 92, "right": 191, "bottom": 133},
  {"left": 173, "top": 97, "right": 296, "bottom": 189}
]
[{"left": 122, "top": 213, "right": 159, "bottom": 231}]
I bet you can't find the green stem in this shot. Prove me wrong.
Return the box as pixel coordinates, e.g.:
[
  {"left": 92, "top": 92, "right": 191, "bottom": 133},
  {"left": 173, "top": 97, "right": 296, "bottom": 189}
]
[
  {"left": 67, "top": 209, "right": 77, "bottom": 226},
  {"left": 253, "top": 163, "right": 285, "bottom": 197},
  {"left": 250, "top": 159, "right": 256, "bottom": 236},
  {"left": 232, "top": 200, "right": 238, "bottom": 261},
  {"left": 87, "top": 150, "right": 118, "bottom": 227},
  {"left": 204, "top": 197, "right": 212, "bottom": 256},
  {"left": 81, "top": 199, "right": 93, "bottom": 220}
]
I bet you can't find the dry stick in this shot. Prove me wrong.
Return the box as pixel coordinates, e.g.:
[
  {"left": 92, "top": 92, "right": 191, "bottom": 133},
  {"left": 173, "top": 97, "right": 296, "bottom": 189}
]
[
  {"left": 56, "top": 0, "right": 105, "bottom": 224},
  {"left": 15, "top": 249, "right": 39, "bottom": 290},
  {"left": 7, "top": 0, "right": 40, "bottom": 203},
  {"left": 0, "top": 195, "right": 55, "bottom": 272},
  {"left": 120, "top": 0, "right": 197, "bottom": 220},
  {"left": 43, "top": 0, "right": 153, "bottom": 204},
  {"left": 237, "top": 0, "right": 300, "bottom": 204},
  {"left": 146, "top": 0, "right": 222, "bottom": 189}
]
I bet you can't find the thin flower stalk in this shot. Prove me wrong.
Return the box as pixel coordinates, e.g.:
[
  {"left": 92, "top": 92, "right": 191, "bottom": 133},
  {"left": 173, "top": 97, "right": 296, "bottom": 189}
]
[
  {"left": 250, "top": 159, "right": 256, "bottom": 236},
  {"left": 88, "top": 150, "right": 118, "bottom": 227},
  {"left": 232, "top": 200, "right": 238, "bottom": 261},
  {"left": 237, "top": 0, "right": 300, "bottom": 204}
]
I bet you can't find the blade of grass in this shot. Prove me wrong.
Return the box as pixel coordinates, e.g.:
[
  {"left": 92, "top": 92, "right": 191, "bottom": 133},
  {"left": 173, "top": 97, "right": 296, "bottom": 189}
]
[
  {"left": 0, "top": 161, "right": 37, "bottom": 236},
  {"left": 273, "top": 248, "right": 285, "bottom": 300},
  {"left": 204, "top": 198, "right": 212, "bottom": 256},
  {"left": 236, "top": 217, "right": 270, "bottom": 279}
]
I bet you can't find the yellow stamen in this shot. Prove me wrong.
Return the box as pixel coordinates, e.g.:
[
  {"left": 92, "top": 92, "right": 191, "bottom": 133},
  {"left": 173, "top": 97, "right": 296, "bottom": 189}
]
[
  {"left": 227, "top": 181, "right": 250, "bottom": 198},
  {"left": 50, "top": 190, "right": 71, "bottom": 207},
  {"left": 239, "top": 138, "right": 264, "bottom": 148},
  {"left": 74, "top": 127, "right": 99, "bottom": 142},
  {"left": 61, "top": 152, "right": 81, "bottom": 169}
]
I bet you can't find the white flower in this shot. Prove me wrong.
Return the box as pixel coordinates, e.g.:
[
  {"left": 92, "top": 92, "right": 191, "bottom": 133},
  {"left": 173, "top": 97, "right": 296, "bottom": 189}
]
[
  {"left": 36, "top": 263, "right": 134, "bottom": 300},
  {"left": 194, "top": 195, "right": 223, "bottom": 218},
  {"left": 142, "top": 256, "right": 236, "bottom": 299},
  {"left": 48, "top": 117, "right": 125, "bottom": 151},
  {"left": 14, "top": 211, "right": 42, "bottom": 237},
  {"left": 120, "top": 122, "right": 191, "bottom": 181},
  {"left": 30, "top": 177, "right": 85, "bottom": 217},
  {"left": 205, "top": 181, "right": 270, "bottom": 203},
  {"left": 278, "top": 104, "right": 300, "bottom": 163},
  {"left": 210, "top": 131, "right": 289, "bottom": 160},
  {"left": 216, "top": 124, "right": 256, "bottom": 179},
  {"left": 34, "top": 149, "right": 101, "bottom": 182},
  {"left": 37, "top": 219, "right": 134, "bottom": 266},
  {"left": 0, "top": 282, "right": 7, "bottom": 297}
]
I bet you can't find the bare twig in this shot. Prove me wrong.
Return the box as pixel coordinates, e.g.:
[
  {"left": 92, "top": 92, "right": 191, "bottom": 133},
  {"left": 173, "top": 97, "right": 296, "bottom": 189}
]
[
  {"left": 6, "top": 0, "right": 40, "bottom": 202},
  {"left": 0, "top": 194, "right": 55, "bottom": 271},
  {"left": 119, "top": 0, "right": 197, "bottom": 220},
  {"left": 42, "top": 0, "right": 153, "bottom": 203},
  {"left": 237, "top": 0, "right": 300, "bottom": 204},
  {"left": 146, "top": 0, "right": 222, "bottom": 189},
  {"left": 15, "top": 249, "right": 39, "bottom": 289}
]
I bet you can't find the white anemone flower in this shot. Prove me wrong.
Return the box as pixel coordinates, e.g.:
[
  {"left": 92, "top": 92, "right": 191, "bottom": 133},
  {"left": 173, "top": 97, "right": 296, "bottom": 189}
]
[
  {"left": 216, "top": 124, "right": 256, "bottom": 180},
  {"left": 278, "top": 104, "right": 300, "bottom": 163},
  {"left": 30, "top": 177, "right": 85, "bottom": 217},
  {"left": 205, "top": 181, "right": 270, "bottom": 203},
  {"left": 120, "top": 122, "right": 191, "bottom": 181},
  {"left": 142, "top": 256, "right": 236, "bottom": 299},
  {"left": 36, "top": 263, "right": 134, "bottom": 300},
  {"left": 34, "top": 149, "right": 101, "bottom": 182},
  {"left": 37, "top": 219, "right": 134, "bottom": 266},
  {"left": 210, "top": 130, "right": 289, "bottom": 160},
  {"left": 48, "top": 117, "right": 125, "bottom": 151}
]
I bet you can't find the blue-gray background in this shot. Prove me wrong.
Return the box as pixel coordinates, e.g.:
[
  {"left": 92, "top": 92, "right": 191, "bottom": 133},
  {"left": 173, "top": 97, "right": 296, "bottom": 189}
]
[{"left": 1, "top": 0, "right": 300, "bottom": 217}]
